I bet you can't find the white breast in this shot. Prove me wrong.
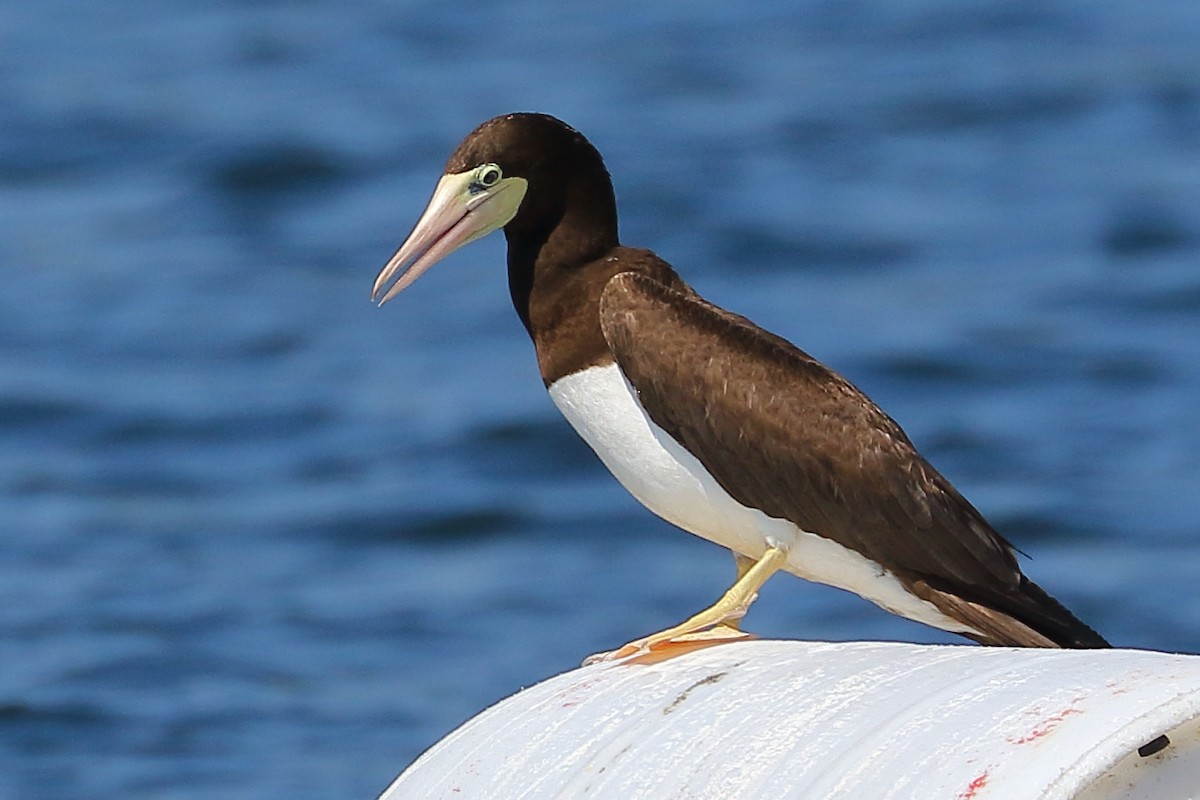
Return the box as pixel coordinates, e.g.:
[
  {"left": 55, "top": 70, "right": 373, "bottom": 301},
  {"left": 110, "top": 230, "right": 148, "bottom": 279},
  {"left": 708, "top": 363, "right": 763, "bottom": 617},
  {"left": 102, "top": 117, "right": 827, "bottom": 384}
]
[{"left": 547, "top": 362, "right": 976, "bottom": 636}]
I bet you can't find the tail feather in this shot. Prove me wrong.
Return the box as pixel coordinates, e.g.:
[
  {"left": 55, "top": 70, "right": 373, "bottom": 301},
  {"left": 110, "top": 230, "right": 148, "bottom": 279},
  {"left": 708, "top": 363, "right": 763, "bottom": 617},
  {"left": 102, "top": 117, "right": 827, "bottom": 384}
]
[
  {"left": 909, "top": 577, "right": 1109, "bottom": 648},
  {"left": 1010, "top": 575, "right": 1110, "bottom": 649}
]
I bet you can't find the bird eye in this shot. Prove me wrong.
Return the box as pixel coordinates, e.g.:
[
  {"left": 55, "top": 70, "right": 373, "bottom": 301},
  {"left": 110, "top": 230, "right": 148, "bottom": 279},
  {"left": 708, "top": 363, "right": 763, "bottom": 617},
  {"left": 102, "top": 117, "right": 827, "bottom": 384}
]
[{"left": 476, "top": 163, "right": 503, "bottom": 187}]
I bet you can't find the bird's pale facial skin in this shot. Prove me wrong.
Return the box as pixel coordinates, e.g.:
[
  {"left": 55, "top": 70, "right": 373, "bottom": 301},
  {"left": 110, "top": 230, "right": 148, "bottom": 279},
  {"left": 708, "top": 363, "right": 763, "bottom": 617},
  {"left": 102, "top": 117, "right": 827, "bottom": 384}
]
[{"left": 372, "top": 163, "right": 527, "bottom": 305}]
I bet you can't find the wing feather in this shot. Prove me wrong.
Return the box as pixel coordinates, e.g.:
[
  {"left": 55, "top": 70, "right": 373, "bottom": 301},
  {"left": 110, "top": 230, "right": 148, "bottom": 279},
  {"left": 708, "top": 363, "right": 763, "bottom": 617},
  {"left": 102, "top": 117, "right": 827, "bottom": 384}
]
[{"left": 598, "top": 271, "right": 1107, "bottom": 647}]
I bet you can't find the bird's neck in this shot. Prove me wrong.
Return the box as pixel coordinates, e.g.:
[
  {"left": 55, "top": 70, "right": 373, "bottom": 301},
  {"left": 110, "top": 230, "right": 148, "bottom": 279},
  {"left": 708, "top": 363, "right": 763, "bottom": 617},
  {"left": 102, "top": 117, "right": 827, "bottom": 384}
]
[
  {"left": 507, "top": 230, "right": 693, "bottom": 386},
  {"left": 504, "top": 167, "right": 619, "bottom": 338},
  {"left": 505, "top": 228, "right": 612, "bottom": 324},
  {"left": 504, "top": 216, "right": 618, "bottom": 385}
]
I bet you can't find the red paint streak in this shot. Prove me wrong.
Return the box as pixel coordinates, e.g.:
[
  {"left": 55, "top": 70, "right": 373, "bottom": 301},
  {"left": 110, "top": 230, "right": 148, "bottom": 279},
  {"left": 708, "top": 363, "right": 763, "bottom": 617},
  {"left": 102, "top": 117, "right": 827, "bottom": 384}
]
[
  {"left": 957, "top": 768, "right": 990, "bottom": 799},
  {"left": 1007, "top": 698, "right": 1085, "bottom": 745}
]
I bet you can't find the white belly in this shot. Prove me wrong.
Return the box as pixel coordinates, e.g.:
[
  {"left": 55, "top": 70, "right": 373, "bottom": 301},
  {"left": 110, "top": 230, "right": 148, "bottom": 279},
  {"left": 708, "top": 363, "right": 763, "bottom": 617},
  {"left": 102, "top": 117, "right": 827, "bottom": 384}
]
[{"left": 547, "top": 363, "right": 976, "bottom": 636}]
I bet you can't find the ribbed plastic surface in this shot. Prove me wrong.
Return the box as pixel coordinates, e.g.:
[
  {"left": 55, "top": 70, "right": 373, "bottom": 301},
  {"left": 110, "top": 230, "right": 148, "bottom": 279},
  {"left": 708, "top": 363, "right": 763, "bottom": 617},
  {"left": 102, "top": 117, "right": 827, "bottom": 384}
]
[{"left": 379, "top": 640, "right": 1200, "bottom": 799}]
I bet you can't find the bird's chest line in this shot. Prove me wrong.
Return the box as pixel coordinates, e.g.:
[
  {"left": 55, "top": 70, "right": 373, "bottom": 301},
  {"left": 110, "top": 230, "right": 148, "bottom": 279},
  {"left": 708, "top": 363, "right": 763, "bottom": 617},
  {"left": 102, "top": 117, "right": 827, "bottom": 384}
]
[
  {"left": 546, "top": 363, "right": 778, "bottom": 557},
  {"left": 545, "top": 365, "right": 979, "bottom": 636}
]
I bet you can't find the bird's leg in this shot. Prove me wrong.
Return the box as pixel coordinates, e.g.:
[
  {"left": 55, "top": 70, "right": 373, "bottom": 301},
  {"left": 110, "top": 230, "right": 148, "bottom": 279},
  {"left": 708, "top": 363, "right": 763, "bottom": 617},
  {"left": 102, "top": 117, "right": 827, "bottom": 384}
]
[
  {"left": 722, "top": 553, "right": 759, "bottom": 632},
  {"left": 583, "top": 545, "right": 789, "bottom": 665}
]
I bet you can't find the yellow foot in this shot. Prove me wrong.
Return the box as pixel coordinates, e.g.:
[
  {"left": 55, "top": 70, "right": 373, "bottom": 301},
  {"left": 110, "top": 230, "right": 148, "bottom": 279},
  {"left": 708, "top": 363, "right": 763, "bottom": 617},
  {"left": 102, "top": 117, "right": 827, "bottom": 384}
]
[
  {"left": 581, "top": 544, "right": 789, "bottom": 667},
  {"left": 583, "top": 624, "right": 756, "bottom": 666}
]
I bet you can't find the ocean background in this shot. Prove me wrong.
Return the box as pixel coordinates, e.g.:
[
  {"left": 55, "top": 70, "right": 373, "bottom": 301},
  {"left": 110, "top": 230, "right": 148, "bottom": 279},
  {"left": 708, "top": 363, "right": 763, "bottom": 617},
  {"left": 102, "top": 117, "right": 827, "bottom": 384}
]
[{"left": 3, "top": 2, "right": 1200, "bottom": 797}]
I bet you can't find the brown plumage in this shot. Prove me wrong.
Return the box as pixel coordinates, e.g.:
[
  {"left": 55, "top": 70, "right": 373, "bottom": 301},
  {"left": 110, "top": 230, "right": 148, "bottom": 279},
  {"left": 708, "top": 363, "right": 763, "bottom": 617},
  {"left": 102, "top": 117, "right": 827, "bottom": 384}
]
[
  {"left": 598, "top": 271, "right": 1106, "bottom": 648},
  {"left": 378, "top": 112, "right": 1111, "bottom": 650}
]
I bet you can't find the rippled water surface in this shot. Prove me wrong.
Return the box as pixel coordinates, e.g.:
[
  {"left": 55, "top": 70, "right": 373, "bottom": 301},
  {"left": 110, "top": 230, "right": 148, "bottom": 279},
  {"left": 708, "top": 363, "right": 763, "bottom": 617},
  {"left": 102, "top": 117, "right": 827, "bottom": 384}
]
[{"left": 3, "top": 2, "right": 1200, "bottom": 797}]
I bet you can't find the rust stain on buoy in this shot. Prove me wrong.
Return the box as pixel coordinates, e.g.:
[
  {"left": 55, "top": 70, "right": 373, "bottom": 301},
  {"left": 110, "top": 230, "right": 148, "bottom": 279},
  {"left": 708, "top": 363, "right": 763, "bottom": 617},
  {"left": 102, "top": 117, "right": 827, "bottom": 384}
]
[{"left": 957, "top": 767, "right": 991, "bottom": 799}]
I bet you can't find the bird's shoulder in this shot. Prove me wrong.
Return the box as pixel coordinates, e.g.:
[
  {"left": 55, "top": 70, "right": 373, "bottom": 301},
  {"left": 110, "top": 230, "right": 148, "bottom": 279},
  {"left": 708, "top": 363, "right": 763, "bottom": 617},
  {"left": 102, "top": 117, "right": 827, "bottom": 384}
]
[
  {"left": 532, "top": 248, "right": 688, "bottom": 385},
  {"left": 598, "top": 270, "right": 1024, "bottom": 591}
]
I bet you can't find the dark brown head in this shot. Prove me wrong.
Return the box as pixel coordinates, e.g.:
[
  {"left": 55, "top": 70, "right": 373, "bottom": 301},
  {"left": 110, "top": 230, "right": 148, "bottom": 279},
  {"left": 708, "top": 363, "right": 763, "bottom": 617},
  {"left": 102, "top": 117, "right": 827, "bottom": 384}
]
[{"left": 372, "top": 113, "right": 619, "bottom": 305}]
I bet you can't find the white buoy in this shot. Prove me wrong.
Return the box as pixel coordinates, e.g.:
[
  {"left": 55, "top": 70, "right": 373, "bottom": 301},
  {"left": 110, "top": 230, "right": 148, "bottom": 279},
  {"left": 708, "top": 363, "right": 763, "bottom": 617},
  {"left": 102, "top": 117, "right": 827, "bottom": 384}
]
[{"left": 379, "top": 640, "right": 1200, "bottom": 799}]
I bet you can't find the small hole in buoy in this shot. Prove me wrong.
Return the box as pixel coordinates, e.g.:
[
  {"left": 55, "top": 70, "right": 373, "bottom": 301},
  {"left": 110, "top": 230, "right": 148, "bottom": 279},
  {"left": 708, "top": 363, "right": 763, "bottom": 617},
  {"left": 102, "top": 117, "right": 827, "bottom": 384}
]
[{"left": 1138, "top": 734, "right": 1170, "bottom": 757}]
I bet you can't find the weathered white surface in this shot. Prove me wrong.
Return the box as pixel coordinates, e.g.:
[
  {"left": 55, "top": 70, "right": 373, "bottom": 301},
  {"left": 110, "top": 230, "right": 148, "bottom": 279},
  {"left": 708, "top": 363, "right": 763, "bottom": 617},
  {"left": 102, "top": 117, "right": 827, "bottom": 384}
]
[{"left": 379, "top": 640, "right": 1200, "bottom": 799}]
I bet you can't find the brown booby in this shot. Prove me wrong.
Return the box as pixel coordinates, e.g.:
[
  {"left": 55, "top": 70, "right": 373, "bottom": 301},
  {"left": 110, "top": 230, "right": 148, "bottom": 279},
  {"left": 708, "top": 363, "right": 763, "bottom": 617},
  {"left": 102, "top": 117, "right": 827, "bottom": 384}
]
[{"left": 372, "top": 112, "right": 1116, "bottom": 663}]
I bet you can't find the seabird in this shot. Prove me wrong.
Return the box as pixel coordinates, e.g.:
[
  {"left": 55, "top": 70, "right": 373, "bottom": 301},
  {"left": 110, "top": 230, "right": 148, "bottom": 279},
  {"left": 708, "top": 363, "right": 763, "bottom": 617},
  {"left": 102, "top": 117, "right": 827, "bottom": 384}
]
[
  {"left": 372, "top": 112, "right": 1113, "bottom": 661},
  {"left": 372, "top": 113, "right": 1172, "bottom": 756}
]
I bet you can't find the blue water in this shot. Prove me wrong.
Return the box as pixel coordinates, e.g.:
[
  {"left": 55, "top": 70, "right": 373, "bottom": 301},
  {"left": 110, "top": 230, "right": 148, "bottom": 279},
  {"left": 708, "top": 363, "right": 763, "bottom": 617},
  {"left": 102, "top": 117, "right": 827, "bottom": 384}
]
[{"left": 3, "top": 2, "right": 1200, "bottom": 797}]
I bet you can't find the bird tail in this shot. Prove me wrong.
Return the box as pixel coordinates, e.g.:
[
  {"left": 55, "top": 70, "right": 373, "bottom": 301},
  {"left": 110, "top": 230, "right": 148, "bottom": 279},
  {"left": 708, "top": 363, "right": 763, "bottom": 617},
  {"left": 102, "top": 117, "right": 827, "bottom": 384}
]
[
  {"left": 1008, "top": 575, "right": 1110, "bottom": 648},
  {"left": 912, "top": 576, "right": 1110, "bottom": 648}
]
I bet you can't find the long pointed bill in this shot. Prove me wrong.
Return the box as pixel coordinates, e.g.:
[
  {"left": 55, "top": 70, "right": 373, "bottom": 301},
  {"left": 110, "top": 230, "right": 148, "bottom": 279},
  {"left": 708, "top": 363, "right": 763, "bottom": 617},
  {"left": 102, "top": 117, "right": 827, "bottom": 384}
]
[{"left": 372, "top": 170, "right": 527, "bottom": 305}]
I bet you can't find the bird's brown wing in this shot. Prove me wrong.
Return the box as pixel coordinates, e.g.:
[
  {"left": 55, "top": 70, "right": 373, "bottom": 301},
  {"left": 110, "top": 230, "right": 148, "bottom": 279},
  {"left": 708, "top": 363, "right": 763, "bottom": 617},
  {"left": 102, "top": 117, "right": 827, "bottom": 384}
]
[{"left": 598, "top": 271, "right": 1106, "bottom": 647}]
